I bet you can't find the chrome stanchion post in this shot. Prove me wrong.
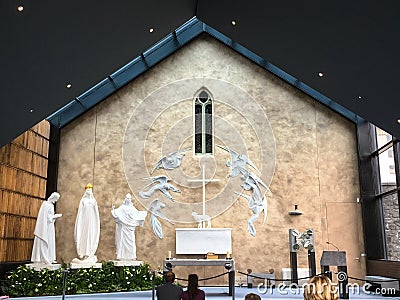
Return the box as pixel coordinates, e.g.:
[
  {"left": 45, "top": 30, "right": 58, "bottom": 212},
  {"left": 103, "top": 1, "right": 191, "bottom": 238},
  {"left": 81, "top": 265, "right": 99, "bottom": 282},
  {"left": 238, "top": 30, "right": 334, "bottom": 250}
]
[
  {"left": 152, "top": 270, "right": 156, "bottom": 300},
  {"left": 230, "top": 270, "right": 235, "bottom": 300},
  {"left": 61, "top": 268, "right": 69, "bottom": 300}
]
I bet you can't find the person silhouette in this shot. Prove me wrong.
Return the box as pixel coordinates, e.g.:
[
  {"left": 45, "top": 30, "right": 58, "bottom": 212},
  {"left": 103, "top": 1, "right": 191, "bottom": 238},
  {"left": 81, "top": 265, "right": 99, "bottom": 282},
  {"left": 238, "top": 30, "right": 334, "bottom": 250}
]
[{"left": 156, "top": 271, "right": 183, "bottom": 300}]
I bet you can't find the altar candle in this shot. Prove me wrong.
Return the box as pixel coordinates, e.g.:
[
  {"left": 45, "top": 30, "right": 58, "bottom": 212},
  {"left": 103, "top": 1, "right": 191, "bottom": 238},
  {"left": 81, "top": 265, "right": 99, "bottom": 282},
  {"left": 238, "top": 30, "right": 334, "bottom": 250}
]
[
  {"left": 168, "top": 251, "right": 172, "bottom": 259},
  {"left": 226, "top": 251, "right": 231, "bottom": 259}
]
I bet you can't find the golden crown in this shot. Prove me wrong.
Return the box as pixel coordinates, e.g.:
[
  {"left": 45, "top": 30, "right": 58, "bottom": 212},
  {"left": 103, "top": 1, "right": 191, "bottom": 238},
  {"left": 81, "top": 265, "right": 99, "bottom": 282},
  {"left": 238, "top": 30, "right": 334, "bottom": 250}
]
[{"left": 85, "top": 183, "right": 93, "bottom": 190}]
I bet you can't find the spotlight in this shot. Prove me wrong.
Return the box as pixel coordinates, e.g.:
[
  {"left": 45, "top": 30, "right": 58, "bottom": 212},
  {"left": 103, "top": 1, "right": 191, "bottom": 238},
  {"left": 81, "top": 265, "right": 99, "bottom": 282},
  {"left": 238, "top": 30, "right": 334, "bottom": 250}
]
[
  {"left": 165, "top": 262, "right": 172, "bottom": 270},
  {"left": 291, "top": 229, "right": 301, "bottom": 237}
]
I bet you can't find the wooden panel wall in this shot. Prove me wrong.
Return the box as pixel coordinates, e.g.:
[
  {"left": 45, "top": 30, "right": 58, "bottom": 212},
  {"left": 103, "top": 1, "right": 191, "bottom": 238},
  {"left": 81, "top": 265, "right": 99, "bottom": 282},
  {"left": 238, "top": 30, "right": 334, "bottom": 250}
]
[{"left": 0, "top": 121, "right": 50, "bottom": 262}]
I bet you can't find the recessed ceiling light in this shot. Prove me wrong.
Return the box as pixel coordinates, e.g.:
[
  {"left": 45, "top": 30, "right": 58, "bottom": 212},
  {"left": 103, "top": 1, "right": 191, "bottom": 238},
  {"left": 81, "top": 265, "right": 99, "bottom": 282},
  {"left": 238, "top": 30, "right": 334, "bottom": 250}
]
[
  {"left": 66, "top": 83, "right": 72, "bottom": 89},
  {"left": 149, "top": 28, "right": 154, "bottom": 33},
  {"left": 397, "top": 119, "right": 400, "bottom": 124},
  {"left": 231, "top": 20, "right": 236, "bottom": 26},
  {"left": 358, "top": 96, "right": 362, "bottom": 99},
  {"left": 17, "top": 5, "right": 24, "bottom": 12},
  {"left": 29, "top": 109, "right": 34, "bottom": 113},
  {"left": 318, "top": 72, "right": 324, "bottom": 77}
]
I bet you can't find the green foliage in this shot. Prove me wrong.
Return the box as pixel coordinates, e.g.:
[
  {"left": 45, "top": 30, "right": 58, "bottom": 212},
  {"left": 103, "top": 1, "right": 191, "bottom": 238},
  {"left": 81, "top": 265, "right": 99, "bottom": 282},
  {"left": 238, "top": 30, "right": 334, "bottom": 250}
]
[{"left": 1, "top": 262, "right": 163, "bottom": 297}]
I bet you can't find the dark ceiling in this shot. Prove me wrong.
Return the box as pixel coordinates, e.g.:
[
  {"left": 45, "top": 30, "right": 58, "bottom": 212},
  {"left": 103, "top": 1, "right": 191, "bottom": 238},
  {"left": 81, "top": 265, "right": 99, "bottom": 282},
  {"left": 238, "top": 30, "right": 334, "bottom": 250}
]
[{"left": 1, "top": 0, "right": 400, "bottom": 147}]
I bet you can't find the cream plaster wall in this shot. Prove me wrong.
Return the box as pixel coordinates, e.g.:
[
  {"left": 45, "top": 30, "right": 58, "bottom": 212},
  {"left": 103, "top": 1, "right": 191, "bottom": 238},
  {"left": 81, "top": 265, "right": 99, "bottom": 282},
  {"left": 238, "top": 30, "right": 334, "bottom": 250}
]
[{"left": 56, "top": 34, "right": 365, "bottom": 283}]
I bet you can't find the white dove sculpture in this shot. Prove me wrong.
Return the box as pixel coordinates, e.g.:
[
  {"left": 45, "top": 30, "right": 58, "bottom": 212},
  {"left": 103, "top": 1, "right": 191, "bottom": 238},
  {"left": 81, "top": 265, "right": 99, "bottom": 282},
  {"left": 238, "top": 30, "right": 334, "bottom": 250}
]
[
  {"left": 217, "top": 144, "right": 260, "bottom": 177},
  {"left": 139, "top": 175, "right": 180, "bottom": 201},
  {"left": 150, "top": 148, "right": 191, "bottom": 174}
]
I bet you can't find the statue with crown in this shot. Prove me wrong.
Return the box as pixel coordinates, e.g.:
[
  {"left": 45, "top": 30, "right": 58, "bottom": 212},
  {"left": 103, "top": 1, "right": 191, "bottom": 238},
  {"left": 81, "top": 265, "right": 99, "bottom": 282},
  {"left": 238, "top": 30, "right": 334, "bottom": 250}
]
[{"left": 71, "top": 183, "right": 102, "bottom": 268}]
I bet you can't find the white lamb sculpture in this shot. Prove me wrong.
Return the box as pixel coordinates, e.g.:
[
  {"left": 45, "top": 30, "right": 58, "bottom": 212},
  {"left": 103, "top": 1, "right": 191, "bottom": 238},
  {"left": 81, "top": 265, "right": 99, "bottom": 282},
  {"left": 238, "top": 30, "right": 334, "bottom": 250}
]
[{"left": 191, "top": 212, "right": 211, "bottom": 228}]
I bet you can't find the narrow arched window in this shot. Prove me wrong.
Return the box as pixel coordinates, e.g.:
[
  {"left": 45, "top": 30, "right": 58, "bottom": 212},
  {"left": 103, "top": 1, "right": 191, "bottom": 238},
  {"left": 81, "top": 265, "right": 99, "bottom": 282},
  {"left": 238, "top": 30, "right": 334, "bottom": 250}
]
[{"left": 194, "top": 89, "right": 213, "bottom": 155}]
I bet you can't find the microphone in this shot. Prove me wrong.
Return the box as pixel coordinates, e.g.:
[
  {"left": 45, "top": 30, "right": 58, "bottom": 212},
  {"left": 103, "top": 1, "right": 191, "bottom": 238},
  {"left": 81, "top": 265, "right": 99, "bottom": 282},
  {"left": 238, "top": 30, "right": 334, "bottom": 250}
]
[{"left": 326, "top": 241, "right": 340, "bottom": 251}]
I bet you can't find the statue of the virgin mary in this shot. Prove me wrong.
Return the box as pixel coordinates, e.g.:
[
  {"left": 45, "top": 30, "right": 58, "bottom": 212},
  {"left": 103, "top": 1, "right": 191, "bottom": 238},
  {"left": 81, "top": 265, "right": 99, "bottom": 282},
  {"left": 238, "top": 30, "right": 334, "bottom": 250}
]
[{"left": 72, "top": 183, "right": 100, "bottom": 263}]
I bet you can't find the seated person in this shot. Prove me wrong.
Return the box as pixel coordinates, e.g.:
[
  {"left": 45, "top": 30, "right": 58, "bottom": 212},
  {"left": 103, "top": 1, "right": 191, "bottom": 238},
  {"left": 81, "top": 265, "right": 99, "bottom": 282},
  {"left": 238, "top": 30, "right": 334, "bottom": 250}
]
[
  {"left": 304, "top": 275, "right": 338, "bottom": 300},
  {"left": 182, "top": 274, "right": 205, "bottom": 300},
  {"left": 156, "top": 271, "right": 183, "bottom": 300}
]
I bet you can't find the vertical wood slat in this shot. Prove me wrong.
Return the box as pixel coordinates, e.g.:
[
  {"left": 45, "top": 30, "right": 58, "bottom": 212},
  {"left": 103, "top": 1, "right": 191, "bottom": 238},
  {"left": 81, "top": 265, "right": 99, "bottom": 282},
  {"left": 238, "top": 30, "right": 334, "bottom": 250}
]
[
  {"left": 0, "top": 239, "right": 33, "bottom": 261},
  {"left": 32, "top": 121, "right": 50, "bottom": 139},
  {"left": 0, "top": 165, "right": 47, "bottom": 198},
  {"left": 0, "top": 144, "right": 11, "bottom": 164},
  {"left": 3, "top": 215, "right": 36, "bottom": 239},
  {"left": 0, "top": 239, "right": 5, "bottom": 261},
  {"left": 0, "top": 120, "right": 50, "bottom": 262},
  {"left": 0, "top": 190, "right": 42, "bottom": 217},
  {"left": 12, "top": 129, "right": 49, "bottom": 158},
  {"left": 6, "top": 144, "right": 47, "bottom": 177}
]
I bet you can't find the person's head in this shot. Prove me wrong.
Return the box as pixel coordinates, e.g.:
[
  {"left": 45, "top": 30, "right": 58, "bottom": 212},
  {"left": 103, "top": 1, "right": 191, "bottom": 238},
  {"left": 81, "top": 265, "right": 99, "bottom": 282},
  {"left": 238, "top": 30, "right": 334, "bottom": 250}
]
[
  {"left": 244, "top": 293, "right": 261, "bottom": 300},
  {"left": 187, "top": 274, "right": 198, "bottom": 288},
  {"left": 123, "top": 193, "right": 132, "bottom": 205},
  {"left": 304, "top": 275, "right": 338, "bottom": 300},
  {"left": 187, "top": 274, "right": 199, "bottom": 300},
  {"left": 48, "top": 192, "right": 60, "bottom": 204},
  {"left": 164, "top": 271, "right": 175, "bottom": 283}
]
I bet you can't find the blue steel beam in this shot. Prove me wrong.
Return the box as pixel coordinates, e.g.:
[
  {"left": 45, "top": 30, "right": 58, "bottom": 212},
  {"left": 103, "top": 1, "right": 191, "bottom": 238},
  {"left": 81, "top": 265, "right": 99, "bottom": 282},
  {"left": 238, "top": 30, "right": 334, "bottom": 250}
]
[{"left": 47, "top": 17, "right": 359, "bottom": 127}]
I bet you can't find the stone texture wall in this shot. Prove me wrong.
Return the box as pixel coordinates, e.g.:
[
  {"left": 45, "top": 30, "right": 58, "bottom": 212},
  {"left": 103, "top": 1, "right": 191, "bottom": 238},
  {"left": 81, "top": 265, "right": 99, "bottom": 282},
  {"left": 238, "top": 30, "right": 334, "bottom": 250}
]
[
  {"left": 382, "top": 184, "right": 400, "bottom": 261},
  {"left": 55, "top": 34, "right": 366, "bottom": 283}
]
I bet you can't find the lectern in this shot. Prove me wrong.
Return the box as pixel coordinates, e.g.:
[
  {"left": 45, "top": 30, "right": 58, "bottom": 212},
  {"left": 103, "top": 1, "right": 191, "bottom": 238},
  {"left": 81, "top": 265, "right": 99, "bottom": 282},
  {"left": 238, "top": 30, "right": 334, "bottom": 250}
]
[{"left": 320, "top": 251, "right": 348, "bottom": 299}]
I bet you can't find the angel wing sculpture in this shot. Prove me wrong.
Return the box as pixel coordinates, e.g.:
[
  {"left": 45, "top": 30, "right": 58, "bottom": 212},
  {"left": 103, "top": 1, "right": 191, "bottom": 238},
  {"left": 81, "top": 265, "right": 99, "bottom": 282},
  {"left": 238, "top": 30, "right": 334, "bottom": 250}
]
[
  {"left": 236, "top": 169, "right": 271, "bottom": 236},
  {"left": 218, "top": 143, "right": 272, "bottom": 237},
  {"left": 240, "top": 168, "right": 272, "bottom": 197},
  {"left": 235, "top": 192, "right": 267, "bottom": 237},
  {"left": 217, "top": 144, "right": 260, "bottom": 177},
  {"left": 150, "top": 148, "right": 191, "bottom": 174},
  {"left": 139, "top": 175, "right": 180, "bottom": 201},
  {"left": 148, "top": 199, "right": 174, "bottom": 239}
]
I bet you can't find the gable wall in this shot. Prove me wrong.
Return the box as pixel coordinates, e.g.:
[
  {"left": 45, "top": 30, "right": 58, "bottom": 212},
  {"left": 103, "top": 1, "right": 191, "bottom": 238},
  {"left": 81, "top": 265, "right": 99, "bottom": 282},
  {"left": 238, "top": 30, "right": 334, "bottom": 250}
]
[{"left": 56, "top": 35, "right": 365, "bottom": 282}]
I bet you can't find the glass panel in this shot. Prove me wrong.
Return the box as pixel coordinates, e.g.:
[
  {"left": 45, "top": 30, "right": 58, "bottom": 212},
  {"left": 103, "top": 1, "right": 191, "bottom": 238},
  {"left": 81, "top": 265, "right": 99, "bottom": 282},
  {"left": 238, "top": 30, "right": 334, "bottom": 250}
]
[
  {"left": 378, "top": 147, "right": 396, "bottom": 185},
  {"left": 195, "top": 110, "right": 202, "bottom": 154},
  {"left": 376, "top": 127, "right": 392, "bottom": 149},
  {"left": 198, "top": 91, "right": 209, "bottom": 103},
  {"left": 382, "top": 193, "right": 400, "bottom": 261},
  {"left": 194, "top": 90, "right": 213, "bottom": 155}
]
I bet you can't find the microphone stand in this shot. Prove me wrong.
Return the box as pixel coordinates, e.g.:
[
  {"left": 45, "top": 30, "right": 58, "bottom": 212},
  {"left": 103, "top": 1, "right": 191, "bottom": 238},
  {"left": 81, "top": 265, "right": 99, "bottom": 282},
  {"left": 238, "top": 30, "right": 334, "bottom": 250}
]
[{"left": 326, "top": 241, "right": 340, "bottom": 251}]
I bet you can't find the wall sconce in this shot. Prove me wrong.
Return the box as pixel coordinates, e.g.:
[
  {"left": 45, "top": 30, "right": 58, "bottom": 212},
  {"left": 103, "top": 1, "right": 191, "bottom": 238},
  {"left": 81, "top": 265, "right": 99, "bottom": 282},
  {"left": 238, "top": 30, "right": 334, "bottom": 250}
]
[{"left": 289, "top": 204, "right": 303, "bottom": 215}]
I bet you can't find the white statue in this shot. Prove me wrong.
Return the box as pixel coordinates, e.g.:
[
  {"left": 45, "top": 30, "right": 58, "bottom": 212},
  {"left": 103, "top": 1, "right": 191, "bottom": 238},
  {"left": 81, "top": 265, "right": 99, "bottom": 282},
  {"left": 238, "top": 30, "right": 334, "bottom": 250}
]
[
  {"left": 235, "top": 192, "right": 267, "bottom": 237},
  {"left": 236, "top": 170, "right": 271, "bottom": 237},
  {"left": 111, "top": 193, "right": 147, "bottom": 260},
  {"left": 73, "top": 183, "right": 100, "bottom": 263},
  {"left": 191, "top": 212, "right": 211, "bottom": 228},
  {"left": 139, "top": 175, "right": 180, "bottom": 201},
  {"left": 217, "top": 145, "right": 260, "bottom": 177},
  {"left": 218, "top": 143, "right": 272, "bottom": 237},
  {"left": 31, "top": 192, "right": 62, "bottom": 264},
  {"left": 148, "top": 199, "right": 174, "bottom": 239},
  {"left": 150, "top": 148, "right": 191, "bottom": 174}
]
